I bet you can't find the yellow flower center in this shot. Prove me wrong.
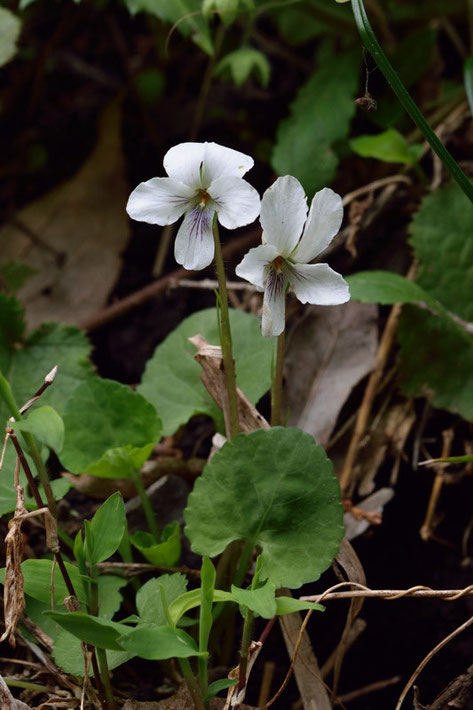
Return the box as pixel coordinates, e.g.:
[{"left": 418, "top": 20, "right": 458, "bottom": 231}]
[{"left": 198, "top": 190, "right": 210, "bottom": 208}]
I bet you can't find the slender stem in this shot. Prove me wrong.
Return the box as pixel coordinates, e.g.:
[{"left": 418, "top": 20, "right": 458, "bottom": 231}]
[
  {"left": 237, "top": 608, "right": 255, "bottom": 694},
  {"left": 212, "top": 220, "right": 240, "bottom": 439},
  {"left": 351, "top": 0, "right": 473, "bottom": 204},
  {"left": 90, "top": 651, "right": 108, "bottom": 709},
  {"left": 178, "top": 658, "right": 207, "bottom": 710},
  {"left": 129, "top": 468, "right": 160, "bottom": 543},
  {"left": 0, "top": 375, "right": 56, "bottom": 516},
  {"left": 233, "top": 540, "right": 255, "bottom": 588},
  {"left": 189, "top": 23, "right": 226, "bottom": 141},
  {"left": 270, "top": 320, "right": 286, "bottom": 427},
  {"left": 96, "top": 646, "right": 117, "bottom": 710}
]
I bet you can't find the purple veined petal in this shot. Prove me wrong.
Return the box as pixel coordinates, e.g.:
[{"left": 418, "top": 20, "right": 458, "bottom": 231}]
[
  {"left": 200, "top": 142, "right": 254, "bottom": 185},
  {"left": 259, "top": 176, "right": 308, "bottom": 257},
  {"left": 208, "top": 175, "right": 261, "bottom": 229},
  {"left": 293, "top": 187, "right": 343, "bottom": 263},
  {"left": 174, "top": 205, "right": 216, "bottom": 271},
  {"left": 163, "top": 143, "right": 206, "bottom": 189},
  {"left": 290, "top": 262, "right": 350, "bottom": 305},
  {"left": 261, "top": 267, "right": 288, "bottom": 338},
  {"left": 235, "top": 244, "right": 280, "bottom": 289},
  {"left": 126, "top": 178, "right": 196, "bottom": 225}
]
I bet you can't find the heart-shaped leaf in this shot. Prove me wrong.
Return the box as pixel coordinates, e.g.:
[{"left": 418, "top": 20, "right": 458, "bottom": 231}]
[
  {"left": 60, "top": 378, "right": 161, "bottom": 478},
  {"left": 184, "top": 427, "right": 344, "bottom": 588}
]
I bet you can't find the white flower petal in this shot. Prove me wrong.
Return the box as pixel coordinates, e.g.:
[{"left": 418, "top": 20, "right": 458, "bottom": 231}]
[
  {"left": 201, "top": 142, "right": 254, "bottom": 184},
  {"left": 126, "top": 178, "right": 195, "bottom": 225},
  {"left": 208, "top": 176, "right": 260, "bottom": 229},
  {"left": 290, "top": 263, "right": 350, "bottom": 305},
  {"left": 293, "top": 187, "right": 343, "bottom": 263},
  {"left": 163, "top": 143, "right": 205, "bottom": 188},
  {"left": 174, "top": 206, "right": 216, "bottom": 270},
  {"left": 259, "top": 176, "right": 308, "bottom": 256},
  {"left": 235, "top": 244, "right": 280, "bottom": 289},
  {"left": 262, "top": 270, "right": 287, "bottom": 338}
]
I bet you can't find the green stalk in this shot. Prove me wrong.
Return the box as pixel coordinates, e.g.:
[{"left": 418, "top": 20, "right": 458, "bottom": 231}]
[
  {"left": 178, "top": 658, "right": 207, "bottom": 710},
  {"left": 351, "top": 0, "right": 473, "bottom": 204},
  {"left": 129, "top": 468, "right": 160, "bottom": 543},
  {"left": 237, "top": 608, "right": 255, "bottom": 695},
  {"left": 212, "top": 219, "right": 240, "bottom": 439},
  {"left": 232, "top": 540, "right": 255, "bottom": 588},
  {"left": 89, "top": 567, "right": 116, "bottom": 710},
  {"left": 0, "top": 374, "right": 57, "bottom": 516},
  {"left": 270, "top": 319, "right": 286, "bottom": 427}
]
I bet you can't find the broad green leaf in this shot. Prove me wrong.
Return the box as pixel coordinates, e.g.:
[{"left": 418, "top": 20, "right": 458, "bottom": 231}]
[
  {"left": 123, "top": 0, "right": 213, "bottom": 55},
  {"left": 347, "top": 271, "right": 437, "bottom": 307},
  {"left": 87, "top": 492, "right": 127, "bottom": 564},
  {"left": 119, "top": 625, "right": 207, "bottom": 660},
  {"left": 271, "top": 48, "right": 359, "bottom": 196},
  {"left": 207, "top": 678, "right": 238, "bottom": 701},
  {"left": 45, "top": 611, "right": 126, "bottom": 650},
  {"left": 230, "top": 580, "right": 277, "bottom": 619},
  {"left": 398, "top": 181, "right": 473, "bottom": 419},
  {"left": 185, "top": 427, "right": 344, "bottom": 588},
  {"left": 203, "top": 0, "right": 239, "bottom": 25},
  {"left": 0, "top": 8, "right": 21, "bottom": 66},
  {"left": 138, "top": 308, "right": 274, "bottom": 436},
  {"left": 215, "top": 47, "right": 270, "bottom": 87},
  {"left": 53, "top": 629, "right": 133, "bottom": 676},
  {"left": 0, "top": 262, "right": 37, "bottom": 294},
  {"left": 12, "top": 405, "right": 64, "bottom": 453},
  {"left": 0, "top": 321, "right": 95, "bottom": 427},
  {"left": 130, "top": 521, "right": 181, "bottom": 566},
  {"left": 60, "top": 378, "right": 161, "bottom": 478},
  {"left": 0, "top": 558, "right": 87, "bottom": 606},
  {"left": 275, "top": 596, "right": 324, "bottom": 615},
  {"left": 136, "top": 573, "right": 188, "bottom": 627},
  {"left": 350, "top": 129, "right": 422, "bottom": 165}
]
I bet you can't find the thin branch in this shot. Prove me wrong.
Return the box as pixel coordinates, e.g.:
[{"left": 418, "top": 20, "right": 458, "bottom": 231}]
[{"left": 300, "top": 581, "right": 473, "bottom": 603}]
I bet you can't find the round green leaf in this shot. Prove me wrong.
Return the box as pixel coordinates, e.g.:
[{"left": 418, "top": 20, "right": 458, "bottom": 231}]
[
  {"left": 60, "top": 378, "right": 161, "bottom": 478},
  {"left": 138, "top": 308, "right": 274, "bottom": 436},
  {"left": 184, "top": 428, "right": 344, "bottom": 588}
]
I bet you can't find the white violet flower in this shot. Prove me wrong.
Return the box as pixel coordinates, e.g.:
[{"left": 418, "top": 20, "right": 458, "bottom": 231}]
[
  {"left": 126, "top": 141, "right": 261, "bottom": 271},
  {"left": 235, "top": 175, "right": 350, "bottom": 337}
]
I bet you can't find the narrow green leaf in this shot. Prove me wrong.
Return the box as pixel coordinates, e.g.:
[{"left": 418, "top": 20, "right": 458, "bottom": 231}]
[
  {"left": 0, "top": 559, "right": 86, "bottom": 606},
  {"left": 119, "top": 625, "right": 207, "bottom": 660},
  {"left": 168, "top": 588, "right": 233, "bottom": 626},
  {"left": 275, "top": 597, "right": 324, "bottom": 615},
  {"left": 45, "top": 611, "right": 126, "bottom": 650},
  {"left": 185, "top": 428, "right": 344, "bottom": 589},
  {"left": 12, "top": 405, "right": 64, "bottom": 453},
  {"left": 88, "top": 492, "right": 126, "bottom": 564},
  {"left": 346, "top": 271, "right": 436, "bottom": 306},
  {"left": 464, "top": 56, "right": 473, "bottom": 117},
  {"left": 206, "top": 678, "right": 238, "bottom": 701}
]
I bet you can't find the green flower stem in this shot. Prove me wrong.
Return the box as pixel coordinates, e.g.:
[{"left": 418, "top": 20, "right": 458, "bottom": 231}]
[
  {"left": 178, "top": 658, "right": 207, "bottom": 710},
  {"left": 95, "top": 647, "right": 116, "bottom": 710},
  {"left": 129, "top": 468, "right": 160, "bottom": 543},
  {"left": 237, "top": 607, "right": 255, "bottom": 695},
  {"left": 270, "top": 318, "right": 286, "bottom": 427},
  {"left": 89, "top": 566, "right": 116, "bottom": 710},
  {"left": 0, "top": 374, "right": 57, "bottom": 517},
  {"left": 233, "top": 539, "right": 255, "bottom": 588},
  {"left": 351, "top": 0, "right": 473, "bottom": 204},
  {"left": 212, "top": 219, "right": 240, "bottom": 439}
]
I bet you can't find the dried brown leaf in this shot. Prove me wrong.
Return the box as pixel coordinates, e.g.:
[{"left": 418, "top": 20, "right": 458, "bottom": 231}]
[
  {"left": 0, "top": 99, "right": 130, "bottom": 329},
  {"left": 286, "top": 302, "right": 378, "bottom": 448}
]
